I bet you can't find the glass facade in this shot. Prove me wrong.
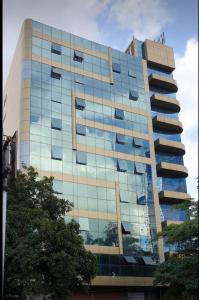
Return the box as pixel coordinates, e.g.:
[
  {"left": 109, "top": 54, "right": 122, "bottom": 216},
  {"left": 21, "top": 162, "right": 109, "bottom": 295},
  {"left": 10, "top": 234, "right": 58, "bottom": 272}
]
[{"left": 11, "top": 20, "right": 188, "bottom": 290}]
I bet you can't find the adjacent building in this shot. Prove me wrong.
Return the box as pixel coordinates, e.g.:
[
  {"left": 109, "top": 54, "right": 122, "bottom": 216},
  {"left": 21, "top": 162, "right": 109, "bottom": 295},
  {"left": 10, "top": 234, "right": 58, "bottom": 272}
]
[{"left": 3, "top": 19, "right": 190, "bottom": 300}]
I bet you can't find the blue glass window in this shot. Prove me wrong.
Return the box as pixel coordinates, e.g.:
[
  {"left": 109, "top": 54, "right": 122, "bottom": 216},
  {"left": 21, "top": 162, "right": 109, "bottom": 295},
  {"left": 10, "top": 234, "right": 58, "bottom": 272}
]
[
  {"left": 76, "top": 124, "right": 86, "bottom": 136},
  {"left": 116, "top": 133, "right": 126, "bottom": 145},
  {"left": 51, "top": 145, "right": 62, "bottom": 160},
  {"left": 121, "top": 221, "right": 132, "bottom": 234},
  {"left": 137, "top": 194, "right": 146, "bottom": 205},
  {"left": 51, "top": 67, "right": 62, "bottom": 79},
  {"left": 51, "top": 43, "right": 61, "bottom": 55},
  {"left": 112, "top": 63, "right": 121, "bottom": 73},
  {"left": 133, "top": 138, "right": 143, "bottom": 147},
  {"left": 135, "top": 163, "right": 145, "bottom": 174},
  {"left": 74, "top": 50, "right": 84, "bottom": 63},
  {"left": 124, "top": 256, "right": 137, "bottom": 264},
  {"left": 30, "top": 114, "right": 40, "bottom": 123},
  {"left": 142, "top": 256, "right": 156, "bottom": 265},
  {"left": 115, "top": 108, "right": 124, "bottom": 120},
  {"left": 120, "top": 191, "right": 129, "bottom": 203},
  {"left": 53, "top": 180, "right": 63, "bottom": 194},
  {"left": 128, "top": 70, "right": 136, "bottom": 78},
  {"left": 129, "top": 90, "right": 139, "bottom": 100},
  {"left": 79, "top": 217, "right": 89, "bottom": 231},
  {"left": 117, "top": 159, "right": 127, "bottom": 172},
  {"left": 75, "top": 98, "right": 86, "bottom": 110},
  {"left": 76, "top": 151, "right": 87, "bottom": 165},
  {"left": 51, "top": 118, "right": 62, "bottom": 130}
]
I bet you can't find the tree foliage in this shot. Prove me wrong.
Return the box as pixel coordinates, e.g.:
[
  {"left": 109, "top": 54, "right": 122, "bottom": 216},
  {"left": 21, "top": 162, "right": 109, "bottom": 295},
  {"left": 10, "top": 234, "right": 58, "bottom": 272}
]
[
  {"left": 154, "top": 200, "right": 199, "bottom": 300},
  {"left": 4, "top": 167, "right": 97, "bottom": 300}
]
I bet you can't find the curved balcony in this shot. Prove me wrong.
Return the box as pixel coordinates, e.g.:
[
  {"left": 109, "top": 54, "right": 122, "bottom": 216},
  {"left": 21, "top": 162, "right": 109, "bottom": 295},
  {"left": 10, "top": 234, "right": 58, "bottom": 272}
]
[
  {"left": 154, "top": 138, "right": 185, "bottom": 155},
  {"left": 152, "top": 115, "right": 183, "bottom": 134},
  {"left": 161, "top": 220, "right": 183, "bottom": 229},
  {"left": 159, "top": 190, "right": 191, "bottom": 203},
  {"left": 148, "top": 73, "right": 178, "bottom": 92},
  {"left": 150, "top": 93, "right": 180, "bottom": 113},
  {"left": 156, "top": 162, "right": 188, "bottom": 177}
]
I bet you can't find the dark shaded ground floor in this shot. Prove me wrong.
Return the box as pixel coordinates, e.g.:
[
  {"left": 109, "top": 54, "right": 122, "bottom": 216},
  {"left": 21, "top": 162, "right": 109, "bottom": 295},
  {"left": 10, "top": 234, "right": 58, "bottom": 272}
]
[{"left": 72, "top": 286, "right": 165, "bottom": 300}]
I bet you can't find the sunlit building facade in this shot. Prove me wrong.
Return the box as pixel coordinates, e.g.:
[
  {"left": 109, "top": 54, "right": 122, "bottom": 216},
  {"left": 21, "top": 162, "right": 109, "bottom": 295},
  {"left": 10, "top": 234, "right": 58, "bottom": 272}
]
[{"left": 3, "top": 19, "right": 190, "bottom": 300}]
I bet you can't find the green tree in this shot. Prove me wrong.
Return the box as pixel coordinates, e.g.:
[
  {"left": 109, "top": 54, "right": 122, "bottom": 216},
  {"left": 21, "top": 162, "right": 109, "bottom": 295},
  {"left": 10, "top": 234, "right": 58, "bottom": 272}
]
[
  {"left": 4, "top": 166, "right": 97, "bottom": 300},
  {"left": 154, "top": 200, "right": 198, "bottom": 300}
]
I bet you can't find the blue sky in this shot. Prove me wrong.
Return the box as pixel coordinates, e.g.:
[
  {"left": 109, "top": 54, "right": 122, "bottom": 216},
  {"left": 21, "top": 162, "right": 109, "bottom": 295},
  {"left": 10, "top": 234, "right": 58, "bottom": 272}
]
[{"left": 3, "top": 0, "right": 198, "bottom": 198}]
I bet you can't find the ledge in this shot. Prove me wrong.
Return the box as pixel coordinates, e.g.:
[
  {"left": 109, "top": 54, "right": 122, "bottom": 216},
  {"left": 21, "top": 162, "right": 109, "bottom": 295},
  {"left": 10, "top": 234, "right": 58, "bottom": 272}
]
[
  {"left": 156, "top": 162, "right": 188, "bottom": 177},
  {"left": 151, "top": 93, "right": 180, "bottom": 112},
  {"left": 152, "top": 115, "right": 183, "bottom": 133},
  {"left": 159, "top": 190, "right": 191, "bottom": 203},
  {"left": 149, "top": 73, "right": 178, "bottom": 92},
  {"left": 154, "top": 138, "right": 185, "bottom": 155}
]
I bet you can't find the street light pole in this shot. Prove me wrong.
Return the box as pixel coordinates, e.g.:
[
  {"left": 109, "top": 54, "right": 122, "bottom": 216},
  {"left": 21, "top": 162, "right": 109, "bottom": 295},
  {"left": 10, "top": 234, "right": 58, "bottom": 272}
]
[{"left": 2, "top": 134, "right": 13, "bottom": 299}]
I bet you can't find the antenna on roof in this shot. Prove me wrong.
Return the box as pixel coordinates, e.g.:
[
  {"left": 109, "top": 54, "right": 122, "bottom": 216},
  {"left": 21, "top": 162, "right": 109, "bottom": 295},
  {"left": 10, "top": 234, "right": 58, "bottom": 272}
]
[{"left": 155, "top": 32, "right": 166, "bottom": 44}]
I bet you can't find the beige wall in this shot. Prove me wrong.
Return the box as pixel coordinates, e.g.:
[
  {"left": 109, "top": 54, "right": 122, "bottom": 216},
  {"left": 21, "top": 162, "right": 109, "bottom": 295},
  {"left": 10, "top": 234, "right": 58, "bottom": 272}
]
[{"left": 3, "top": 19, "right": 32, "bottom": 168}]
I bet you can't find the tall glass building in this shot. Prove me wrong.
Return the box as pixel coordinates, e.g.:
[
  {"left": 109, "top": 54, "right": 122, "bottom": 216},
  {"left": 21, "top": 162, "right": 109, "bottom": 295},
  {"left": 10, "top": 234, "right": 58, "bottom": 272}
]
[{"left": 3, "top": 19, "right": 190, "bottom": 299}]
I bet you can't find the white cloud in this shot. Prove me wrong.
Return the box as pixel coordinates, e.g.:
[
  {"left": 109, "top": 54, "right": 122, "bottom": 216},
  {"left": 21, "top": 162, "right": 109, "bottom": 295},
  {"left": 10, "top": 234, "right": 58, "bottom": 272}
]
[
  {"left": 3, "top": 0, "right": 110, "bottom": 84},
  {"left": 174, "top": 38, "right": 198, "bottom": 199},
  {"left": 107, "top": 0, "right": 172, "bottom": 41}
]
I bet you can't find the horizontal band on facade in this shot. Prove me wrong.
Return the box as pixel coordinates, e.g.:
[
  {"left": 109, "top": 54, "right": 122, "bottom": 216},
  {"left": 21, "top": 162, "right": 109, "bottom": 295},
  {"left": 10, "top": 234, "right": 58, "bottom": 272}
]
[
  {"left": 67, "top": 209, "right": 117, "bottom": 221},
  {"left": 85, "top": 245, "right": 120, "bottom": 255},
  {"left": 32, "top": 54, "right": 111, "bottom": 84},
  {"left": 37, "top": 170, "right": 116, "bottom": 188},
  {"left": 32, "top": 31, "right": 109, "bottom": 61},
  {"left": 92, "top": 276, "right": 154, "bottom": 286},
  {"left": 75, "top": 91, "right": 150, "bottom": 117},
  {"left": 76, "top": 117, "right": 150, "bottom": 141},
  {"left": 76, "top": 143, "right": 152, "bottom": 165}
]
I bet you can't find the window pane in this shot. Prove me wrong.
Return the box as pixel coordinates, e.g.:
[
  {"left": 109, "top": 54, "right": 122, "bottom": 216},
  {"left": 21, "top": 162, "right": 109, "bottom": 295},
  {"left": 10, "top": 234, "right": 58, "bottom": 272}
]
[
  {"left": 79, "top": 217, "right": 89, "bottom": 231},
  {"left": 51, "top": 118, "right": 62, "bottom": 130},
  {"left": 51, "top": 145, "right": 62, "bottom": 160},
  {"left": 51, "top": 67, "right": 62, "bottom": 79},
  {"left": 137, "top": 194, "right": 146, "bottom": 205},
  {"left": 51, "top": 42, "right": 61, "bottom": 55},
  {"left": 53, "top": 180, "right": 63, "bottom": 194},
  {"left": 115, "top": 108, "right": 124, "bottom": 120},
  {"left": 134, "top": 163, "right": 145, "bottom": 174},
  {"left": 75, "top": 97, "right": 86, "bottom": 110},
  {"left": 133, "top": 138, "right": 143, "bottom": 147},
  {"left": 76, "top": 124, "right": 86, "bottom": 136},
  {"left": 76, "top": 151, "right": 87, "bottom": 165},
  {"left": 74, "top": 50, "right": 84, "bottom": 63},
  {"left": 112, "top": 63, "right": 121, "bottom": 73},
  {"left": 121, "top": 221, "right": 132, "bottom": 234},
  {"left": 117, "top": 159, "right": 127, "bottom": 172},
  {"left": 129, "top": 90, "right": 139, "bottom": 100},
  {"left": 128, "top": 70, "right": 136, "bottom": 78},
  {"left": 116, "top": 133, "right": 126, "bottom": 145}
]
